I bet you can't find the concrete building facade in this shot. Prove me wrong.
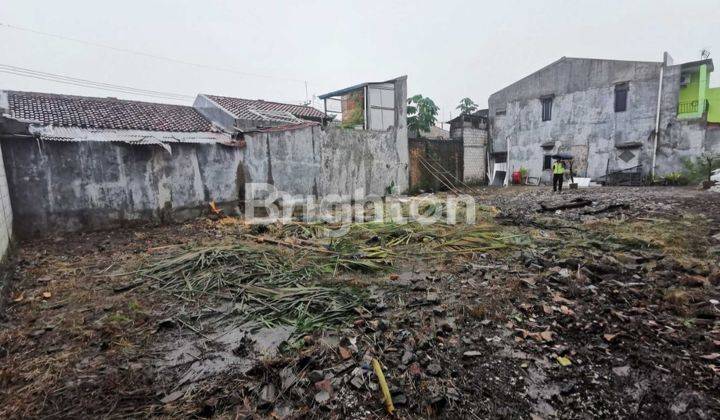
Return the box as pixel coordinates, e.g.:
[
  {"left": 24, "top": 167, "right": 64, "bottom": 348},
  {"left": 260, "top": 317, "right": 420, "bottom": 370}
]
[{"left": 488, "top": 55, "right": 720, "bottom": 184}]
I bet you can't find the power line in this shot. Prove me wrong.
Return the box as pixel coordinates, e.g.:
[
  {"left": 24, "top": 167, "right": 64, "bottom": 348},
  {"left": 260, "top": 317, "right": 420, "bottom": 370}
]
[
  {"left": 0, "top": 22, "right": 309, "bottom": 85},
  {"left": 0, "top": 64, "right": 195, "bottom": 102},
  {"left": 0, "top": 65, "right": 194, "bottom": 99}
]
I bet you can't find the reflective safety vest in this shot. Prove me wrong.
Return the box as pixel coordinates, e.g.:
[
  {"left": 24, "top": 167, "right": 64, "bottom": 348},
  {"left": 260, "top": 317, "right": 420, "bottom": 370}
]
[{"left": 552, "top": 161, "right": 565, "bottom": 175}]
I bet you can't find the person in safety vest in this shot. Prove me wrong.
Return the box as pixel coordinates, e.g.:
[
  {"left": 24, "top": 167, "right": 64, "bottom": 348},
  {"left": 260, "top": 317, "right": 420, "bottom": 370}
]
[{"left": 552, "top": 159, "right": 566, "bottom": 192}]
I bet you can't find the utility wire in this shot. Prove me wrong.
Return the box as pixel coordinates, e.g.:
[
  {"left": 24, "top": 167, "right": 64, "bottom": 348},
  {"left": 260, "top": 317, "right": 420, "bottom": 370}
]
[
  {"left": 0, "top": 22, "right": 309, "bottom": 84},
  {"left": 0, "top": 64, "right": 195, "bottom": 102},
  {"left": 0, "top": 68, "right": 192, "bottom": 102},
  {"left": 0, "top": 64, "right": 194, "bottom": 99}
]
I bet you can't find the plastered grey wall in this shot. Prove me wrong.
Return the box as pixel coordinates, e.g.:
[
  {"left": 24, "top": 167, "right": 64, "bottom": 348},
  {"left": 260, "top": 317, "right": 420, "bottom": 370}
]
[
  {"left": 1, "top": 139, "right": 244, "bottom": 237},
  {"left": 242, "top": 124, "right": 408, "bottom": 198},
  {"left": 0, "top": 145, "right": 13, "bottom": 259},
  {"left": 2, "top": 123, "right": 408, "bottom": 237}
]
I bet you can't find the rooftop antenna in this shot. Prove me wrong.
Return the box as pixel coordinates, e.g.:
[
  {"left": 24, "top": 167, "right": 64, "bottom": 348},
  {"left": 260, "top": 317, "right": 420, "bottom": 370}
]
[{"left": 701, "top": 49, "right": 711, "bottom": 60}]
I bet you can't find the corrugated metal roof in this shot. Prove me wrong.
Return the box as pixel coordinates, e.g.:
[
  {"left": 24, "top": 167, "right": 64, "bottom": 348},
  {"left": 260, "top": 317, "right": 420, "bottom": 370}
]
[
  {"left": 27, "top": 126, "right": 238, "bottom": 153},
  {"left": 318, "top": 76, "right": 405, "bottom": 99}
]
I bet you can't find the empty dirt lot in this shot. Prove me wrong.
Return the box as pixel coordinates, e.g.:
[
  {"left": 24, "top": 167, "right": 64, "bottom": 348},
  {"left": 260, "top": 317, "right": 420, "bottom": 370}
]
[{"left": 1, "top": 186, "right": 719, "bottom": 419}]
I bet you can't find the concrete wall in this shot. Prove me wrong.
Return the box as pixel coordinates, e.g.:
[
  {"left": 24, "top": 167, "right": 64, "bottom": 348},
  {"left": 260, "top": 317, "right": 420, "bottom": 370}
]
[
  {"left": 243, "top": 125, "right": 408, "bottom": 199},
  {"left": 200, "top": 75, "right": 409, "bottom": 196},
  {"left": 197, "top": 76, "right": 409, "bottom": 194},
  {"left": 0, "top": 75, "right": 408, "bottom": 237},
  {"left": 2, "top": 123, "right": 409, "bottom": 237},
  {"left": 2, "top": 139, "right": 244, "bottom": 237},
  {"left": 0, "top": 145, "right": 13, "bottom": 260}
]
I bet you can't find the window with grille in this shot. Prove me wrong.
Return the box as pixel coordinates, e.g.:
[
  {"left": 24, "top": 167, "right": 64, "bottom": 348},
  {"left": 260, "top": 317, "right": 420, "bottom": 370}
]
[
  {"left": 614, "top": 83, "right": 628, "bottom": 112},
  {"left": 541, "top": 97, "right": 553, "bottom": 121},
  {"left": 543, "top": 155, "right": 552, "bottom": 170}
]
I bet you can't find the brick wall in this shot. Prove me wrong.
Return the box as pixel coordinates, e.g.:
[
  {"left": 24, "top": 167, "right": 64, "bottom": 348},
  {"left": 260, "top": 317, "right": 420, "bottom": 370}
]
[
  {"left": 462, "top": 127, "right": 487, "bottom": 183},
  {"left": 0, "top": 145, "right": 13, "bottom": 260}
]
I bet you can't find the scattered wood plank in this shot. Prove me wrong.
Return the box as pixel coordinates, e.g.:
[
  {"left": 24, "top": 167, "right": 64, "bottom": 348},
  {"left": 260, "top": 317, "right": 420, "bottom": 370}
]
[
  {"left": 113, "top": 279, "right": 145, "bottom": 293},
  {"left": 538, "top": 198, "right": 592, "bottom": 212},
  {"left": 582, "top": 203, "right": 630, "bottom": 215}
]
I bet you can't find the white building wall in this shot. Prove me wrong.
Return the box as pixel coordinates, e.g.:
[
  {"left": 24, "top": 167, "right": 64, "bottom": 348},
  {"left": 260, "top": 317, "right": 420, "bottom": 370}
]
[{"left": 0, "top": 145, "right": 13, "bottom": 259}]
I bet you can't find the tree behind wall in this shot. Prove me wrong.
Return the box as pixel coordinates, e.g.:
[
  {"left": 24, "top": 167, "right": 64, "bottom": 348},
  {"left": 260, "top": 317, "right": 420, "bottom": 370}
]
[
  {"left": 456, "top": 97, "right": 478, "bottom": 116},
  {"left": 407, "top": 94, "right": 439, "bottom": 136}
]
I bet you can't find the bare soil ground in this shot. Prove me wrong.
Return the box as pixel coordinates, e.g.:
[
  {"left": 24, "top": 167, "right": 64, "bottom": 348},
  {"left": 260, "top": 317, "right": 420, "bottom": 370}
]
[{"left": 1, "top": 186, "right": 719, "bottom": 419}]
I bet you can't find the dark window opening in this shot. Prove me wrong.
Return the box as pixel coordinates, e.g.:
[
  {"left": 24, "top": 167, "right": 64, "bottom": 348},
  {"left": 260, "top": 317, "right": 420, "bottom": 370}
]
[
  {"left": 493, "top": 152, "right": 507, "bottom": 163},
  {"left": 495, "top": 108, "right": 506, "bottom": 116},
  {"left": 541, "top": 97, "right": 553, "bottom": 121},
  {"left": 615, "top": 83, "right": 628, "bottom": 112},
  {"left": 543, "top": 155, "right": 552, "bottom": 170}
]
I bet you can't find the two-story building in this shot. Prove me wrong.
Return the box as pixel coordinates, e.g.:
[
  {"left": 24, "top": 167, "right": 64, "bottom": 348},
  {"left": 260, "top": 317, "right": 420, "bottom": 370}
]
[{"left": 487, "top": 53, "right": 720, "bottom": 184}]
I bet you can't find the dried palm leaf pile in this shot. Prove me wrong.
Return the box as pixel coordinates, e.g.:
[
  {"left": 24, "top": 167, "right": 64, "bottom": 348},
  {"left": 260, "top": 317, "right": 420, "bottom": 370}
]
[{"left": 140, "top": 209, "right": 523, "bottom": 336}]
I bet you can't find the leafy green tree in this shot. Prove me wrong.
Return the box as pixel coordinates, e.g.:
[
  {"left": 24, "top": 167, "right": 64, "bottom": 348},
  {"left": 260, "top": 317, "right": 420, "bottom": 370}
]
[
  {"left": 407, "top": 94, "right": 439, "bottom": 136},
  {"left": 456, "top": 97, "right": 478, "bottom": 116}
]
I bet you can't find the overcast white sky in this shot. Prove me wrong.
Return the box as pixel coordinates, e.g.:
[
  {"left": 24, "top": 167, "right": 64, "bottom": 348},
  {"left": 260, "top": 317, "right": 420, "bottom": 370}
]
[{"left": 1, "top": 0, "right": 719, "bottom": 126}]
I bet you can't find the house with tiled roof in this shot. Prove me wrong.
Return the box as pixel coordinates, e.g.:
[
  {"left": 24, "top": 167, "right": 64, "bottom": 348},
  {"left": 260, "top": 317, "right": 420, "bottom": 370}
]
[
  {"left": 6, "top": 91, "right": 214, "bottom": 131},
  {"left": 0, "top": 90, "right": 241, "bottom": 235},
  {"left": 0, "top": 76, "right": 409, "bottom": 237},
  {"left": 1, "top": 90, "right": 233, "bottom": 153},
  {"left": 193, "top": 94, "right": 325, "bottom": 131}
]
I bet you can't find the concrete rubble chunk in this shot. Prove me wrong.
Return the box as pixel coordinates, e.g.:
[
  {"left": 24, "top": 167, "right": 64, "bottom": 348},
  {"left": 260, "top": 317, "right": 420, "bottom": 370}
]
[{"left": 427, "top": 363, "right": 442, "bottom": 376}]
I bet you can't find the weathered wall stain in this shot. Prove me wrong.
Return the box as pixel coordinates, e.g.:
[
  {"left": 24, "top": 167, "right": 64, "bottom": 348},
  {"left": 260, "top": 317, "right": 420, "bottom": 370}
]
[{"left": 2, "top": 124, "right": 408, "bottom": 237}]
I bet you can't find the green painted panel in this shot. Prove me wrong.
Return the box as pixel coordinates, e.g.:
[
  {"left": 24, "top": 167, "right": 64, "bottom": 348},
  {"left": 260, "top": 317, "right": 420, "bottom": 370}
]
[
  {"left": 678, "top": 64, "right": 709, "bottom": 118},
  {"left": 678, "top": 70, "right": 699, "bottom": 105},
  {"left": 707, "top": 87, "right": 720, "bottom": 123}
]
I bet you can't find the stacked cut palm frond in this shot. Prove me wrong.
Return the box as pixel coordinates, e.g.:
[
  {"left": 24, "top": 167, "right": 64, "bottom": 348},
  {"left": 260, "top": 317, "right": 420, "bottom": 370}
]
[
  {"left": 268, "top": 219, "right": 524, "bottom": 257},
  {"left": 229, "top": 284, "right": 364, "bottom": 334},
  {"left": 425, "top": 223, "right": 526, "bottom": 254},
  {"left": 142, "top": 209, "right": 527, "bottom": 336},
  {"left": 140, "top": 242, "right": 379, "bottom": 335},
  {"left": 271, "top": 222, "right": 328, "bottom": 240},
  {"left": 327, "top": 235, "right": 395, "bottom": 272}
]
